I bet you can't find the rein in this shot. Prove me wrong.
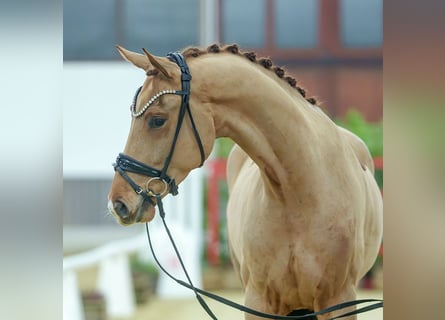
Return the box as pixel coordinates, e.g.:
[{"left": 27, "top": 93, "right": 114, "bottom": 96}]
[{"left": 113, "top": 51, "right": 383, "bottom": 319}]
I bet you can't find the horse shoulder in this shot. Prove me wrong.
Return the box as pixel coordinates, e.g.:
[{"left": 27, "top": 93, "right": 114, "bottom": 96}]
[
  {"left": 337, "top": 126, "right": 375, "bottom": 174},
  {"left": 336, "top": 125, "right": 383, "bottom": 278}
]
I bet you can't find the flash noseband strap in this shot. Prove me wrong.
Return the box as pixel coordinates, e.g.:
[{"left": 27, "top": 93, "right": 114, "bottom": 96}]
[{"left": 113, "top": 153, "right": 178, "bottom": 197}]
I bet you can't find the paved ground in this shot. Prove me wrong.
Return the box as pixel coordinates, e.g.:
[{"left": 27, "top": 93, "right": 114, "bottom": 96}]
[
  {"left": 118, "top": 289, "right": 383, "bottom": 320},
  {"left": 77, "top": 266, "right": 382, "bottom": 320}
]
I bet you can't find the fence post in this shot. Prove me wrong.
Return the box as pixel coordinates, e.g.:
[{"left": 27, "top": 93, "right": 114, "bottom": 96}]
[
  {"left": 206, "top": 159, "right": 227, "bottom": 265},
  {"left": 97, "top": 253, "right": 135, "bottom": 317},
  {"left": 63, "top": 270, "right": 85, "bottom": 320}
]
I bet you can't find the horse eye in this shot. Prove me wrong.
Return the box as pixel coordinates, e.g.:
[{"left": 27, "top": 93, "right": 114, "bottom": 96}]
[{"left": 148, "top": 117, "right": 166, "bottom": 129}]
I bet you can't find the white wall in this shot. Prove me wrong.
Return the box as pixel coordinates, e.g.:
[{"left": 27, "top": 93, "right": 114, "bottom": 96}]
[
  {"left": 63, "top": 62, "right": 206, "bottom": 257},
  {"left": 63, "top": 61, "right": 146, "bottom": 178}
]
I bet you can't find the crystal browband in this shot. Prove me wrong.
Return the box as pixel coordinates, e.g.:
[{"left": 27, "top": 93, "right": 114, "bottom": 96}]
[{"left": 131, "top": 89, "right": 178, "bottom": 118}]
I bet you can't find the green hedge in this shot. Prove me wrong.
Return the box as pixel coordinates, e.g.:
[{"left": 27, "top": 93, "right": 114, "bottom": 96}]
[
  {"left": 335, "top": 109, "right": 383, "bottom": 189},
  {"left": 335, "top": 109, "right": 383, "bottom": 158}
]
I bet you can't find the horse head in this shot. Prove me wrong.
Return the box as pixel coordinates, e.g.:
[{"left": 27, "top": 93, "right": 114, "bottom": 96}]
[{"left": 108, "top": 46, "right": 215, "bottom": 225}]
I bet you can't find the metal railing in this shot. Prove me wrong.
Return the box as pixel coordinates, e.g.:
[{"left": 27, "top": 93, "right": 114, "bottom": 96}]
[{"left": 63, "top": 168, "right": 204, "bottom": 320}]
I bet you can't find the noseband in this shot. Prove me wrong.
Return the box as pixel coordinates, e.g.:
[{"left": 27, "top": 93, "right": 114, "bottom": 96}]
[{"left": 113, "top": 52, "right": 205, "bottom": 205}]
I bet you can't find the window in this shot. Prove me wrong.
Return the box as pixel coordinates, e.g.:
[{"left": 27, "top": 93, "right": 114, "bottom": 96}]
[
  {"left": 64, "top": 179, "right": 116, "bottom": 225},
  {"left": 218, "top": 0, "right": 382, "bottom": 58},
  {"left": 64, "top": 0, "right": 200, "bottom": 60},
  {"left": 274, "top": 0, "right": 318, "bottom": 48},
  {"left": 340, "top": 0, "right": 383, "bottom": 48},
  {"left": 124, "top": 0, "right": 200, "bottom": 56},
  {"left": 221, "top": 0, "right": 266, "bottom": 48},
  {"left": 63, "top": 0, "right": 116, "bottom": 60}
]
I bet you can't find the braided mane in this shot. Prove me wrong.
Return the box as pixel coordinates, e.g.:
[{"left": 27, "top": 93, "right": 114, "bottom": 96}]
[{"left": 182, "top": 44, "right": 317, "bottom": 105}]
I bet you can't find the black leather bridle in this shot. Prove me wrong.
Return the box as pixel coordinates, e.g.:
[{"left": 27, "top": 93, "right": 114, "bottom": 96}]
[{"left": 113, "top": 52, "right": 205, "bottom": 206}]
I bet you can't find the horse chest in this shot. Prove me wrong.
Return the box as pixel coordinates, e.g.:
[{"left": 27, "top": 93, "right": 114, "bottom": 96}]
[
  {"left": 226, "top": 152, "right": 345, "bottom": 305},
  {"left": 227, "top": 160, "right": 312, "bottom": 270},
  {"left": 239, "top": 224, "right": 323, "bottom": 311},
  {"left": 229, "top": 201, "right": 320, "bottom": 294}
]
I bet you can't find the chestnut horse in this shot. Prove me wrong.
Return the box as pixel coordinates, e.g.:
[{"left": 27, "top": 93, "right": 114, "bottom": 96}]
[{"left": 108, "top": 44, "right": 383, "bottom": 319}]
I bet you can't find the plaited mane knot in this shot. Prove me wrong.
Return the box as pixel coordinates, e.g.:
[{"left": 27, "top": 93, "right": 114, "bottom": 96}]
[
  {"left": 285, "top": 76, "right": 297, "bottom": 87},
  {"left": 243, "top": 52, "right": 257, "bottom": 62},
  {"left": 297, "top": 87, "right": 306, "bottom": 97},
  {"left": 306, "top": 97, "right": 317, "bottom": 105},
  {"left": 259, "top": 58, "right": 273, "bottom": 69},
  {"left": 225, "top": 44, "right": 239, "bottom": 54},
  {"left": 188, "top": 47, "right": 200, "bottom": 57},
  {"left": 146, "top": 69, "right": 159, "bottom": 76},
  {"left": 273, "top": 66, "right": 285, "bottom": 78},
  {"left": 207, "top": 44, "right": 220, "bottom": 53}
]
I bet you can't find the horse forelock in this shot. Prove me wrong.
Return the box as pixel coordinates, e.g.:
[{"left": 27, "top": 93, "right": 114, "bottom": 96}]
[{"left": 181, "top": 44, "right": 318, "bottom": 106}]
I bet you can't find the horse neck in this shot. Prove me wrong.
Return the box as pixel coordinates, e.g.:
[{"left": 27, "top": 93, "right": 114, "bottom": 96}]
[{"left": 192, "top": 54, "right": 330, "bottom": 198}]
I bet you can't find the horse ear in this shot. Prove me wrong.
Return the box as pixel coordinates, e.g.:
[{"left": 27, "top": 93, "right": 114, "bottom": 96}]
[
  {"left": 116, "top": 45, "right": 150, "bottom": 70},
  {"left": 116, "top": 45, "right": 174, "bottom": 79},
  {"left": 142, "top": 48, "right": 173, "bottom": 79}
]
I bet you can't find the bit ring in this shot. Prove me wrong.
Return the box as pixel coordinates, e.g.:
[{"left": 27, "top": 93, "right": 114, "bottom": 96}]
[{"left": 144, "top": 177, "right": 169, "bottom": 197}]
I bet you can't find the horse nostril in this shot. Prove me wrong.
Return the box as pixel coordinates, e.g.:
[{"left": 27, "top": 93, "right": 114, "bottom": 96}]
[{"left": 113, "top": 200, "right": 129, "bottom": 219}]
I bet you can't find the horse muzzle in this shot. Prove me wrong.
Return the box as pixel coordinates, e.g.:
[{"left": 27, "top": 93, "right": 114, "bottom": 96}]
[{"left": 108, "top": 196, "right": 156, "bottom": 225}]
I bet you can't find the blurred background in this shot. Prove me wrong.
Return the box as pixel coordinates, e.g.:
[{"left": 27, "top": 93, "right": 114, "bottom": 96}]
[{"left": 63, "top": 0, "right": 382, "bottom": 319}]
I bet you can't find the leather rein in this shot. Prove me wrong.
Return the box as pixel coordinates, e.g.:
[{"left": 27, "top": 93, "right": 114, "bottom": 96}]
[{"left": 113, "top": 52, "right": 383, "bottom": 319}]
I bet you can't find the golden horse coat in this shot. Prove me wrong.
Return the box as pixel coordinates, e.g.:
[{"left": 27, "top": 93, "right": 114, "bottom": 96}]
[{"left": 108, "top": 44, "right": 383, "bottom": 319}]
